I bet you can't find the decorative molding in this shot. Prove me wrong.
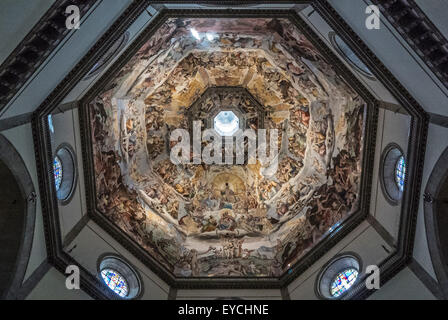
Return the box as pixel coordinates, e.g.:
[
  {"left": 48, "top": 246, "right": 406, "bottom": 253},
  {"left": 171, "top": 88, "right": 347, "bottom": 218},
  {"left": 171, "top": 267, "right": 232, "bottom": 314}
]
[
  {"left": 313, "top": 0, "right": 428, "bottom": 300},
  {"left": 378, "top": 142, "right": 405, "bottom": 206},
  {"left": 371, "top": 0, "right": 448, "bottom": 90},
  {"left": 0, "top": 0, "right": 98, "bottom": 110},
  {"left": 378, "top": 100, "right": 408, "bottom": 115},
  {"left": 280, "top": 287, "right": 291, "bottom": 300}
]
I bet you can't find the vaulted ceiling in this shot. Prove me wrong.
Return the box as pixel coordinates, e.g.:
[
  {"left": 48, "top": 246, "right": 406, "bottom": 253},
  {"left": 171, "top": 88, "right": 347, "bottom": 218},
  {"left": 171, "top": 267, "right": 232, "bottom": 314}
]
[{"left": 4, "top": 0, "right": 447, "bottom": 299}]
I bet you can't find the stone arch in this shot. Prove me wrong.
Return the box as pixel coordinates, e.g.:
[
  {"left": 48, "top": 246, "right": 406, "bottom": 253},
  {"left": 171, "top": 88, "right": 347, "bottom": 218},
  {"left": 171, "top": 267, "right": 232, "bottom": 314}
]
[
  {"left": 0, "top": 134, "right": 36, "bottom": 299},
  {"left": 424, "top": 146, "right": 448, "bottom": 299}
]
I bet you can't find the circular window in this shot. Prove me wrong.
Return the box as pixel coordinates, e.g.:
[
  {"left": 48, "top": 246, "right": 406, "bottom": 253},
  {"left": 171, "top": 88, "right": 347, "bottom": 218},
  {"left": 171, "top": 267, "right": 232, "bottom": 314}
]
[
  {"left": 83, "top": 32, "right": 130, "bottom": 80},
  {"left": 316, "top": 253, "right": 361, "bottom": 300},
  {"left": 214, "top": 111, "right": 240, "bottom": 136},
  {"left": 53, "top": 144, "right": 77, "bottom": 204},
  {"left": 329, "top": 32, "right": 374, "bottom": 79},
  {"left": 380, "top": 144, "right": 406, "bottom": 205},
  {"left": 101, "top": 268, "right": 129, "bottom": 298},
  {"left": 98, "top": 255, "right": 142, "bottom": 299}
]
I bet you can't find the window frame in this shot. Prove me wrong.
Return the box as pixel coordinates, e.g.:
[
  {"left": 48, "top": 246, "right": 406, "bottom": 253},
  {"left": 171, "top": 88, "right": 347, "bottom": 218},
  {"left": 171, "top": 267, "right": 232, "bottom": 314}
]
[
  {"left": 315, "top": 253, "right": 362, "bottom": 300},
  {"left": 53, "top": 143, "right": 78, "bottom": 205},
  {"left": 97, "top": 254, "right": 143, "bottom": 300}
]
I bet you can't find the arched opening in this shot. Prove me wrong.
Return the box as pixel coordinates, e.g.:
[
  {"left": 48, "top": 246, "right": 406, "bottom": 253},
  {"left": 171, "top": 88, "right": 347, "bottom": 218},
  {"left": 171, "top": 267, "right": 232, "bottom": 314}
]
[
  {"left": 0, "top": 134, "right": 36, "bottom": 299},
  {"left": 424, "top": 146, "right": 448, "bottom": 299}
]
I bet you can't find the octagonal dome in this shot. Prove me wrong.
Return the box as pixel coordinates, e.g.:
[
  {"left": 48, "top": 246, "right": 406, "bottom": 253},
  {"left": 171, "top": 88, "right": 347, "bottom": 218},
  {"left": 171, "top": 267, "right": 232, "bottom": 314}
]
[
  {"left": 214, "top": 111, "right": 240, "bottom": 136},
  {"left": 87, "top": 16, "right": 368, "bottom": 280}
]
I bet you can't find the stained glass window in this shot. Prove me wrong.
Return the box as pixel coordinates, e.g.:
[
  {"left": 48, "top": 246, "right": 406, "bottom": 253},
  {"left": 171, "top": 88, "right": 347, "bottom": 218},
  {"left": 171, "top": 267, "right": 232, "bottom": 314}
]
[
  {"left": 53, "top": 156, "right": 63, "bottom": 191},
  {"left": 330, "top": 268, "right": 359, "bottom": 298},
  {"left": 101, "top": 269, "right": 129, "bottom": 298},
  {"left": 395, "top": 156, "right": 406, "bottom": 192},
  {"left": 214, "top": 111, "right": 239, "bottom": 136}
]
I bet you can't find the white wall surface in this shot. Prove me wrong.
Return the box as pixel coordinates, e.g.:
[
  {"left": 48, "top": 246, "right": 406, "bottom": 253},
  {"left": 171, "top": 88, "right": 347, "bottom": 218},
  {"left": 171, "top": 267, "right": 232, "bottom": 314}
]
[
  {"left": 68, "top": 220, "right": 170, "bottom": 300},
  {"left": 414, "top": 0, "right": 448, "bottom": 37}
]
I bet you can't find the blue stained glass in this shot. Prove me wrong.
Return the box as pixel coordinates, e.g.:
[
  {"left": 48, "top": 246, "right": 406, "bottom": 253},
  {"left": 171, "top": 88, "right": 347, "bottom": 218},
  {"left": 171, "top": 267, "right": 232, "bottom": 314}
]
[
  {"left": 53, "top": 156, "right": 63, "bottom": 191},
  {"left": 395, "top": 156, "right": 406, "bottom": 192},
  {"left": 330, "top": 268, "right": 359, "bottom": 298},
  {"left": 48, "top": 115, "right": 54, "bottom": 133},
  {"left": 101, "top": 269, "right": 129, "bottom": 298}
]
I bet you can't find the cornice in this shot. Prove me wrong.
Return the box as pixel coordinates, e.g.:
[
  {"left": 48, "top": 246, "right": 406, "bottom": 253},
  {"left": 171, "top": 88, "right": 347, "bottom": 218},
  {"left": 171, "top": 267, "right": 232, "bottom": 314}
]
[
  {"left": 0, "top": 0, "right": 98, "bottom": 110},
  {"left": 371, "top": 0, "right": 448, "bottom": 90}
]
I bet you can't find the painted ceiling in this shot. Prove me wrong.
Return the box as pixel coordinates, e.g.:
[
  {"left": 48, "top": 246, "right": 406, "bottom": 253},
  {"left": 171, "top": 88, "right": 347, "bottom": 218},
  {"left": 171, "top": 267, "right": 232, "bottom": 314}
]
[{"left": 89, "top": 17, "right": 366, "bottom": 278}]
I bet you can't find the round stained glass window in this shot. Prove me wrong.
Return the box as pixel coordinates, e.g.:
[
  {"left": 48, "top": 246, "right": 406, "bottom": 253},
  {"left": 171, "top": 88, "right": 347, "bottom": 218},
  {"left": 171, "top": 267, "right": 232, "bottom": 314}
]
[
  {"left": 214, "top": 111, "right": 240, "bottom": 136},
  {"left": 330, "top": 268, "right": 359, "bottom": 298},
  {"left": 395, "top": 156, "right": 406, "bottom": 192},
  {"left": 101, "top": 268, "right": 129, "bottom": 298},
  {"left": 53, "top": 156, "right": 63, "bottom": 191}
]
